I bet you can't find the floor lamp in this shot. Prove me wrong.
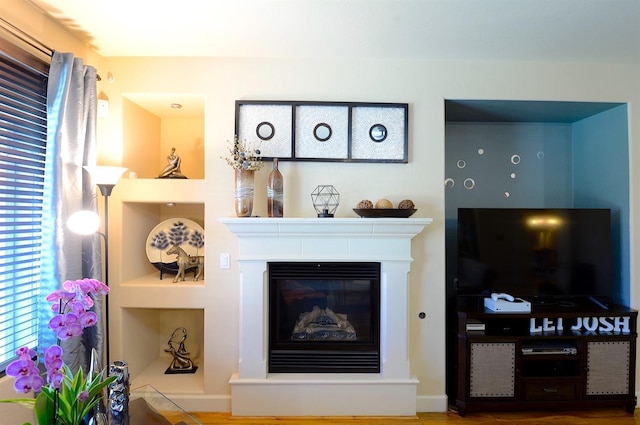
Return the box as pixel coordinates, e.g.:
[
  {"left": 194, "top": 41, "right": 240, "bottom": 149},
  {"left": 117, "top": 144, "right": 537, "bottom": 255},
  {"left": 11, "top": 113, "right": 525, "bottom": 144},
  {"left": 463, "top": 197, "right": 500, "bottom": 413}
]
[{"left": 68, "top": 165, "right": 127, "bottom": 366}]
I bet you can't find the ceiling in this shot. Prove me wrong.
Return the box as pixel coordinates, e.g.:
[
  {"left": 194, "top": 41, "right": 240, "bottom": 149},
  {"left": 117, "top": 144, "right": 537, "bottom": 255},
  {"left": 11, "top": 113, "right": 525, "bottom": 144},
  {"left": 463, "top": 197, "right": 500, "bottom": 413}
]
[
  {"left": 29, "top": 0, "right": 640, "bottom": 63},
  {"left": 122, "top": 93, "right": 205, "bottom": 119}
]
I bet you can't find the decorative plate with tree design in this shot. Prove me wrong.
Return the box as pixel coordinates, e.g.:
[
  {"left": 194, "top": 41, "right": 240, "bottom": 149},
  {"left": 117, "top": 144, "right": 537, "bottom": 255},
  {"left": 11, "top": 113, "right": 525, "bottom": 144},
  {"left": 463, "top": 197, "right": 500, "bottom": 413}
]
[{"left": 145, "top": 218, "right": 204, "bottom": 275}]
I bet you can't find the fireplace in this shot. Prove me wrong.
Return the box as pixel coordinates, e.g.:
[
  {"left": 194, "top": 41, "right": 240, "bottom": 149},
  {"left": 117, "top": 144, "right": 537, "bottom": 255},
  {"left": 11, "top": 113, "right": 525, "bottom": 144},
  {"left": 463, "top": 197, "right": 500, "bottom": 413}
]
[
  {"left": 268, "top": 261, "right": 380, "bottom": 373},
  {"left": 220, "top": 217, "right": 431, "bottom": 416}
]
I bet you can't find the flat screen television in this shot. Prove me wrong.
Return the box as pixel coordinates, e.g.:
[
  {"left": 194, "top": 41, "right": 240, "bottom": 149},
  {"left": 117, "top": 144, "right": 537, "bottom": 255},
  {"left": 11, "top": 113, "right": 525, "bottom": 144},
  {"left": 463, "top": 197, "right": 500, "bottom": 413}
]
[{"left": 456, "top": 208, "right": 612, "bottom": 305}]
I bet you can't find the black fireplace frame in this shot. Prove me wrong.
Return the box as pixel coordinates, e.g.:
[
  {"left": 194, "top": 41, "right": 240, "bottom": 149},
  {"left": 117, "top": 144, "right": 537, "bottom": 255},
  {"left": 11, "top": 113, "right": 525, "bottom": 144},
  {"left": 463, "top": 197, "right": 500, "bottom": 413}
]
[{"left": 268, "top": 261, "right": 381, "bottom": 373}]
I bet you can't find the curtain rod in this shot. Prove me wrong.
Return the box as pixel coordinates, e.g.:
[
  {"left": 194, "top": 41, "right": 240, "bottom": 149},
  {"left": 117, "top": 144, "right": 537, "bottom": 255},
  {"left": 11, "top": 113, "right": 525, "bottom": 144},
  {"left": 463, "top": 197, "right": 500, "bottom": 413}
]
[
  {"left": 0, "top": 16, "right": 53, "bottom": 57},
  {"left": 0, "top": 16, "right": 101, "bottom": 81}
]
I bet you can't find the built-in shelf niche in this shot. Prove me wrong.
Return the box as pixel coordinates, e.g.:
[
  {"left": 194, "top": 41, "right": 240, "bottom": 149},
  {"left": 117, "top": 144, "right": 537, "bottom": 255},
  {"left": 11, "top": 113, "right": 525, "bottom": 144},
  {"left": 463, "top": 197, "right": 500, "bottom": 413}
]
[
  {"left": 443, "top": 98, "right": 631, "bottom": 404},
  {"left": 123, "top": 307, "right": 204, "bottom": 394},
  {"left": 122, "top": 93, "right": 205, "bottom": 179},
  {"left": 119, "top": 197, "right": 204, "bottom": 285}
]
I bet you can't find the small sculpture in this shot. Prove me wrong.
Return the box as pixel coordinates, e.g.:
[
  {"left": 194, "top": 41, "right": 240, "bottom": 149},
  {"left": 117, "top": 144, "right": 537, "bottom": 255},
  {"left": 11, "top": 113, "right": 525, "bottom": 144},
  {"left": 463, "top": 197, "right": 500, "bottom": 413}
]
[
  {"left": 157, "top": 147, "right": 187, "bottom": 179},
  {"left": 166, "top": 244, "right": 204, "bottom": 282},
  {"left": 164, "top": 327, "right": 198, "bottom": 374}
]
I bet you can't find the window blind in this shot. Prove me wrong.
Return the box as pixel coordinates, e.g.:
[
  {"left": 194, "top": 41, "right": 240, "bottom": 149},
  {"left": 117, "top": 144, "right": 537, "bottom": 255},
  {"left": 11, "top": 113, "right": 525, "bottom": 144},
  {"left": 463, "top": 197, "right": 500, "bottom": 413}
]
[{"left": 0, "top": 38, "right": 48, "bottom": 372}]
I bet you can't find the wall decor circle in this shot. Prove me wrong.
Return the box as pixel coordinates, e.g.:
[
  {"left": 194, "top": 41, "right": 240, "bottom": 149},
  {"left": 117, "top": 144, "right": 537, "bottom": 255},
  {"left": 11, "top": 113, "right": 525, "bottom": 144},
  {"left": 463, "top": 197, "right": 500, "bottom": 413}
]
[
  {"left": 313, "top": 123, "right": 332, "bottom": 142},
  {"left": 256, "top": 121, "right": 275, "bottom": 141},
  {"left": 463, "top": 178, "right": 476, "bottom": 190},
  {"left": 457, "top": 160, "right": 466, "bottom": 169},
  {"left": 146, "top": 218, "right": 205, "bottom": 276},
  {"left": 511, "top": 154, "right": 521, "bottom": 165},
  {"left": 369, "top": 124, "right": 388, "bottom": 142},
  {"left": 445, "top": 178, "right": 455, "bottom": 188}
]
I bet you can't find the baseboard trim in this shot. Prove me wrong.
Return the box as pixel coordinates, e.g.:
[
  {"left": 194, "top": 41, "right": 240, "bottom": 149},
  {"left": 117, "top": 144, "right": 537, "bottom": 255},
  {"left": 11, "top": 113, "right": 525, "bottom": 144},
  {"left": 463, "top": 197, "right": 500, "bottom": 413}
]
[
  {"left": 416, "top": 394, "right": 449, "bottom": 413},
  {"left": 165, "top": 393, "right": 231, "bottom": 413}
]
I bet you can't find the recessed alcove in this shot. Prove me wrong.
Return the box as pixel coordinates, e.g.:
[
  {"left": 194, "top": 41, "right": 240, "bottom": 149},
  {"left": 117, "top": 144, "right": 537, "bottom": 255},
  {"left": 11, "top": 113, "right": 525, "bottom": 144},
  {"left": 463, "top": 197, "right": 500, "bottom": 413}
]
[
  {"left": 122, "top": 307, "right": 204, "bottom": 394},
  {"left": 122, "top": 94, "right": 205, "bottom": 179},
  {"left": 116, "top": 185, "right": 204, "bottom": 284},
  {"left": 443, "top": 99, "right": 630, "bottom": 403}
]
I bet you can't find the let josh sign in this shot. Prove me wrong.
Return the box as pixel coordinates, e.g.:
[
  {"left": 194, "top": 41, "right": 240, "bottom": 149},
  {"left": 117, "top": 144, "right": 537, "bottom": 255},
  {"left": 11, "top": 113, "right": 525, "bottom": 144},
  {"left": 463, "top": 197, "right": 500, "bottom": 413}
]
[{"left": 530, "top": 316, "right": 631, "bottom": 334}]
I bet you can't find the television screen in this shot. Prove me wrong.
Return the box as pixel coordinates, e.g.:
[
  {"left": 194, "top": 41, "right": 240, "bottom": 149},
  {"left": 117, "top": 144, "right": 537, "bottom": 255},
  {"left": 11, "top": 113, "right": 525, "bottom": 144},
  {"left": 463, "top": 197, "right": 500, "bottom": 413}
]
[{"left": 457, "top": 208, "right": 612, "bottom": 303}]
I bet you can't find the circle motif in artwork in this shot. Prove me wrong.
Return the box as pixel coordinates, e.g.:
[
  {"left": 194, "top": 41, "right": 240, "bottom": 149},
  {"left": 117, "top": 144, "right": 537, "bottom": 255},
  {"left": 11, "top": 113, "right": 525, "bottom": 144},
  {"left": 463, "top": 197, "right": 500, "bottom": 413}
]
[
  {"left": 369, "top": 124, "right": 387, "bottom": 142},
  {"left": 313, "top": 123, "right": 332, "bottom": 142},
  {"left": 256, "top": 121, "right": 275, "bottom": 141}
]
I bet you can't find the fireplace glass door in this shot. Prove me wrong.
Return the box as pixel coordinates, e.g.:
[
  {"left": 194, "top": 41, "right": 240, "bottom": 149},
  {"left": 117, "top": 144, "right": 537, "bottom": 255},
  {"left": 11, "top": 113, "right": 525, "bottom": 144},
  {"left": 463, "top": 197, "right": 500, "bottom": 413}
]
[{"left": 268, "top": 262, "right": 381, "bottom": 373}]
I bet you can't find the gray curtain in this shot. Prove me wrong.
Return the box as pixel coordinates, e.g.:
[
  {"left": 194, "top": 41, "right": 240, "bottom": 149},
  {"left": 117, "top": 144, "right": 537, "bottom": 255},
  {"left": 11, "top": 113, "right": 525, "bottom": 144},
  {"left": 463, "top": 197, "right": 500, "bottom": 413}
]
[{"left": 42, "top": 51, "right": 104, "bottom": 373}]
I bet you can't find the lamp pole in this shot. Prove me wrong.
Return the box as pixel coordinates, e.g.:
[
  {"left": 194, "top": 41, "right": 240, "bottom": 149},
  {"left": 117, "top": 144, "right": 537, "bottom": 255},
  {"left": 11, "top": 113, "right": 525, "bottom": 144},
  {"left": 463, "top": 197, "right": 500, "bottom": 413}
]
[
  {"left": 83, "top": 165, "right": 126, "bottom": 367},
  {"left": 96, "top": 183, "right": 114, "bottom": 366}
]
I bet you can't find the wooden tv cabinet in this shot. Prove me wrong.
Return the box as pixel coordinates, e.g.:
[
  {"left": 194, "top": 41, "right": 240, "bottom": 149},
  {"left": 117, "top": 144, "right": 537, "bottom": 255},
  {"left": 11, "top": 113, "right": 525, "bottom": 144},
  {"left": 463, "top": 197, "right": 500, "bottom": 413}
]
[{"left": 455, "top": 303, "right": 637, "bottom": 416}]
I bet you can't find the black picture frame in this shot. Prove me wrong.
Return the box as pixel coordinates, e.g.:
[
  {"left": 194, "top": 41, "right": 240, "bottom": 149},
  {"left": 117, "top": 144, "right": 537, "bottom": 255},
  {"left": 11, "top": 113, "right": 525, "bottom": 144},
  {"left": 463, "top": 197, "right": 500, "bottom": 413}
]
[{"left": 234, "top": 100, "right": 409, "bottom": 163}]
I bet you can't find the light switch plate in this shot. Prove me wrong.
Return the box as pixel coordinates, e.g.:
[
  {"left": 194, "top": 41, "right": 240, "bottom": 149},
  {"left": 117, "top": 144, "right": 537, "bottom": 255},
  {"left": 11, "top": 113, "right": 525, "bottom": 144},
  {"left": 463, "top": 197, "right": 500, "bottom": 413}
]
[{"left": 220, "top": 253, "right": 230, "bottom": 269}]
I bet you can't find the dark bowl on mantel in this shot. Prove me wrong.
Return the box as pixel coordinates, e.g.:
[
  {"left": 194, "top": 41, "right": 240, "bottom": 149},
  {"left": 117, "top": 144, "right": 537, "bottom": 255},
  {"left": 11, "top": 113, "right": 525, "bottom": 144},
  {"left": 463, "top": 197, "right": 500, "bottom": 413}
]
[{"left": 353, "top": 208, "right": 417, "bottom": 218}]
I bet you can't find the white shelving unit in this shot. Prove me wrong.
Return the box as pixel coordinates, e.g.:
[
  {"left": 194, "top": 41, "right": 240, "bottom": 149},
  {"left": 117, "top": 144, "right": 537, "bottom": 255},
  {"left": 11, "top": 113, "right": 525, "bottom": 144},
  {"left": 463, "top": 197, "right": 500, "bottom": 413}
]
[{"left": 109, "top": 178, "right": 212, "bottom": 411}]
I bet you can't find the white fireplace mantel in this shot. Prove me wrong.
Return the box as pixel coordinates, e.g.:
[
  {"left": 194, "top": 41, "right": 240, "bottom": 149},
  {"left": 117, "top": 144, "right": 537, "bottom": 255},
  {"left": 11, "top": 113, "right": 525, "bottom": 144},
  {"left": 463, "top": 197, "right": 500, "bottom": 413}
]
[{"left": 220, "top": 217, "right": 432, "bottom": 416}]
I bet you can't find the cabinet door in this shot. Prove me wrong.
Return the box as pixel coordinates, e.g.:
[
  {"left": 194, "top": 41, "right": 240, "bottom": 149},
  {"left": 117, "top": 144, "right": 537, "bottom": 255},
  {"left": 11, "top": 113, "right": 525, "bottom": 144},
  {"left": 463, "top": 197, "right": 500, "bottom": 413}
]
[
  {"left": 469, "top": 342, "right": 516, "bottom": 398},
  {"left": 585, "top": 340, "right": 631, "bottom": 396}
]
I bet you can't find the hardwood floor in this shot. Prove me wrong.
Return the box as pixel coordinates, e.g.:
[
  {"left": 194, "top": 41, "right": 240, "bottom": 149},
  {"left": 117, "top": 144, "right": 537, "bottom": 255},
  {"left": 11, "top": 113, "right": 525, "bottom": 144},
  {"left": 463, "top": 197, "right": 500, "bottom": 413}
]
[{"left": 189, "top": 409, "right": 640, "bottom": 425}]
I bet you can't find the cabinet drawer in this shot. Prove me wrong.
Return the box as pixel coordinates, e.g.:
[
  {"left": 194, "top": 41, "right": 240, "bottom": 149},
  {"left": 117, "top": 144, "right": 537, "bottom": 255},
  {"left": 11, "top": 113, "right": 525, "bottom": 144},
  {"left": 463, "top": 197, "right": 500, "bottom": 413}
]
[{"left": 522, "top": 379, "right": 579, "bottom": 400}]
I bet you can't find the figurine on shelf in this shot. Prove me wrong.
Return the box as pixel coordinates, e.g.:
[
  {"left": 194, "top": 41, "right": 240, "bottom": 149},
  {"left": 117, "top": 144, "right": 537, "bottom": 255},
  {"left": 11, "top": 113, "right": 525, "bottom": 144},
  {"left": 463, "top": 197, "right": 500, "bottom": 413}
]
[
  {"left": 164, "top": 327, "right": 198, "bottom": 374},
  {"left": 166, "top": 244, "right": 204, "bottom": 282},
  {"left": 157, "top": 147, "right": 188, "bottom": 179}
]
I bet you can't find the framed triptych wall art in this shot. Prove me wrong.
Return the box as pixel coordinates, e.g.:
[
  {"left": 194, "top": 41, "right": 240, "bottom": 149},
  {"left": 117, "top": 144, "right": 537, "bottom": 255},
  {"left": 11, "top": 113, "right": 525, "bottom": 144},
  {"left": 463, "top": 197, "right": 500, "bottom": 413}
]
[{"left": 234, "top": 100, "right": 409, "bottom": 163}]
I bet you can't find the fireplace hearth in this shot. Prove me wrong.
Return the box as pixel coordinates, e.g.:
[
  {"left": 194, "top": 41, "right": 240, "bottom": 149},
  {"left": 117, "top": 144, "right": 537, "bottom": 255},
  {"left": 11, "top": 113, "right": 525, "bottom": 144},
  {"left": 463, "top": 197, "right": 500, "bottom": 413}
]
[
  {"left": 220, "top": 217, "right": 431, "bottom": 416},
  {"left": 268, "top": 261, "right": 380, "bottom": 373}
]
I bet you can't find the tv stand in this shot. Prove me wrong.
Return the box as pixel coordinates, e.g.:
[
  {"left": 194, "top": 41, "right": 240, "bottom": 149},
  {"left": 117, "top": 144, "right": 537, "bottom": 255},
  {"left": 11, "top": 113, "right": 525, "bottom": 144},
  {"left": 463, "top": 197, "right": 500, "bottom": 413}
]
[{"left": 455, "top": 304, "right": 637, "bottom": 416}]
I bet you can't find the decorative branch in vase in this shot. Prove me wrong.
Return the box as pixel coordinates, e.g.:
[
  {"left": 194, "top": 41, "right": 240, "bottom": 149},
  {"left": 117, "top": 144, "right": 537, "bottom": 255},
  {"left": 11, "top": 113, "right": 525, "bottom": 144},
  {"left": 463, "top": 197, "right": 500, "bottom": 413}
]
[
  {"left": 1, "top": 278, "right": 116, "bottom": 425},
  {"left": 222, "top": 135, "right": 263, "bottom": 217}
]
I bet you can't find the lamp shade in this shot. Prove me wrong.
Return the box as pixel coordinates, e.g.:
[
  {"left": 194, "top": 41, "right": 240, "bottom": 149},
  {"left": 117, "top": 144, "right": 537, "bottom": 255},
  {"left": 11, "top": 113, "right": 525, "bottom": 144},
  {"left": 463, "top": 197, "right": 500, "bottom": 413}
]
[{"left": 83, "top": 166, "right": 127, "bottom": 185}]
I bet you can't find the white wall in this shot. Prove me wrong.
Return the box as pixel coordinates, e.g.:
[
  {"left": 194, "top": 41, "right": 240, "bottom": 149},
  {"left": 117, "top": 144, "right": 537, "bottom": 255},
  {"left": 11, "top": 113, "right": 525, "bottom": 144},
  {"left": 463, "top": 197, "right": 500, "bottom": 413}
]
[
  {"left": 98, "top": 56, "right": 640, "bottom": 408},
  {"left": 0, "top": 377, "right": 34, "bottom": 423}
]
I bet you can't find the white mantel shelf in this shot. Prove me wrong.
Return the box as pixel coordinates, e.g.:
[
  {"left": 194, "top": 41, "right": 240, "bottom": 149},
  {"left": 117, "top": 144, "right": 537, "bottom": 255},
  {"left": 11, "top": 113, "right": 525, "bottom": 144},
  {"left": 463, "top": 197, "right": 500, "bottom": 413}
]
[
  {"left": 220, "top": 217, "right": 433, "bottom": 262},
  {"left": 220, "top": 216, "right": 432, "bottom": 417},
  {"left": 219, "top": 217, "right": 433, "bottom": 236}
]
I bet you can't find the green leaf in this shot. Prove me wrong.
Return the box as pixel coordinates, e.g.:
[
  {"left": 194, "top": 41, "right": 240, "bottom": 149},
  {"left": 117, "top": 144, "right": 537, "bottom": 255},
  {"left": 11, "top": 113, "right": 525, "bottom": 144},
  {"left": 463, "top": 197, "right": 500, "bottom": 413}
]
[
  {"left": 0, "top": 398, "right": 36, "bottom": 408},
  {"left": 33, "top": 391, "right": 55, "bottom": 425}
]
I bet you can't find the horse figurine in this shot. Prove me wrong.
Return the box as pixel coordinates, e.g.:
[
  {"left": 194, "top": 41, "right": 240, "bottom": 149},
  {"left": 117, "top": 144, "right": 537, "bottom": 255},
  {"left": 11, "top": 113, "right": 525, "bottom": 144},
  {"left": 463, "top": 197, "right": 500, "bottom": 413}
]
[{"left": 166, "top": 244, "right": 204, "bottom": 283}]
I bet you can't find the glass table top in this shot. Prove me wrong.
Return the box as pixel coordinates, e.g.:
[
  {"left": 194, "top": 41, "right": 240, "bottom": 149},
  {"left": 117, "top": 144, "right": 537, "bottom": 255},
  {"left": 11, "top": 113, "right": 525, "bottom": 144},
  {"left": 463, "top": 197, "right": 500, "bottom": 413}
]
[{"left": 127, "top": 384, "right": 202, "bottom": 425}]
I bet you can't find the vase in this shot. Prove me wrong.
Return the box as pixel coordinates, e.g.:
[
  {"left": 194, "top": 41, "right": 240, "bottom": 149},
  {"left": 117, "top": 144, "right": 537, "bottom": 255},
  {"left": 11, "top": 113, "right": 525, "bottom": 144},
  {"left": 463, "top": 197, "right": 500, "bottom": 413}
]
[
  {"left": 234, "top": 168, "right": 255, "bottom": 217},
  {"left": 87, "top": 348, "right": 107, "bottom": 425},
  {"left": 106, "top": 360, "right": 130, "bottom": 425},
  {"left": 267, "top": 158, "right": 283, "bottom": 217}
]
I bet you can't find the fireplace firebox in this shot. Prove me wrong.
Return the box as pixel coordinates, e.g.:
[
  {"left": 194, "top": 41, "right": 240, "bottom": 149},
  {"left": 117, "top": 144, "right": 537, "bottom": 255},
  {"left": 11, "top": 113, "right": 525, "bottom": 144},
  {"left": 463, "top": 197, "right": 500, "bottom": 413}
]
[{"left": 268, "top": 261, "right": 381, "bottom": 373}]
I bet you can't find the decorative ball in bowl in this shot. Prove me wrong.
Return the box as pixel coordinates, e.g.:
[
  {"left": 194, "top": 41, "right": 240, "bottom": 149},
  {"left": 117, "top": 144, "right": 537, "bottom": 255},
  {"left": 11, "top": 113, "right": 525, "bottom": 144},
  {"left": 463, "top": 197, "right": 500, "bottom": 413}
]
[{"left": 353, "top": 199, "right": 416, "bottom": 218}]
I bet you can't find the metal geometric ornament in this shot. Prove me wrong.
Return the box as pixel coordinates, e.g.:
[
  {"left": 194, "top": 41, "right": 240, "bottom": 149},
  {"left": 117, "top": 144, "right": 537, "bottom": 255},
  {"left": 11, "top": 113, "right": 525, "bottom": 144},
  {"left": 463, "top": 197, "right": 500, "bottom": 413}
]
[{"left": 311, "top": 185, "right": 340, "bottom": 217}]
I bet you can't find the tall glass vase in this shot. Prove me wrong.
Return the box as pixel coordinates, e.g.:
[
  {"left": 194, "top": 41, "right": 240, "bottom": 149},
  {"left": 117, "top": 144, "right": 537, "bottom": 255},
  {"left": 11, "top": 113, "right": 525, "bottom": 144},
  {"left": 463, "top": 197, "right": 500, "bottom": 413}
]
[
  {"left": 267, "top": 158, "right": 283, "bottom": 217},
  {"left": 234, "top": 168, "right": 255, "bottom": 217}
]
